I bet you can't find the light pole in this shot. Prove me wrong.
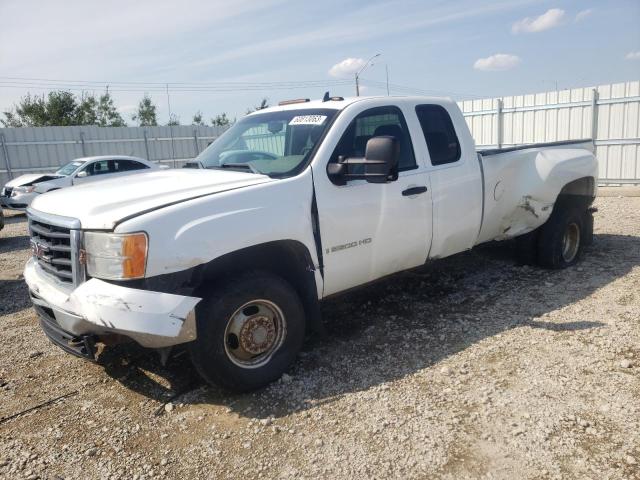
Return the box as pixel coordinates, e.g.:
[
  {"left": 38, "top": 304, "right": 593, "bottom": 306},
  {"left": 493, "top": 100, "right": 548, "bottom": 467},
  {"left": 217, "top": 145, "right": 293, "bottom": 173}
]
[{"left": 355, "top": 53, "right": 381, "bottom": 96}]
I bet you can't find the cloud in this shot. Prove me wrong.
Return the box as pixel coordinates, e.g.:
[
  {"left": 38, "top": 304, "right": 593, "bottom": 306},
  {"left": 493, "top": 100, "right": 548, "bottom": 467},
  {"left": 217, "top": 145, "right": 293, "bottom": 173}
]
[
  {"left": 474, "top": 54, "right": 521, "bottom": 71},
  {"left": 188, "top": 0, "right": 540, "bottom": 69},
  {"left": 626, "top": 51, "right": 640, "bottom": 60},
  {"left": 512, "top": 8, "right": 565, "bottom": 33},
  {"left": 328, "top": 58, "right": 366, "bottom": 78},
  {"left": 575, "top": 8, "right": 593, "bottom": 22}
]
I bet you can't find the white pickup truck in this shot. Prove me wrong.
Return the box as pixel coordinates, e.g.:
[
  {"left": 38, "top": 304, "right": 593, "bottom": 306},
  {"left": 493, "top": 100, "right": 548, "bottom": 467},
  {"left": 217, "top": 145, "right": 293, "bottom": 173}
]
[{"left": 24, "top": 95, "right": 597, "bottom": 391}]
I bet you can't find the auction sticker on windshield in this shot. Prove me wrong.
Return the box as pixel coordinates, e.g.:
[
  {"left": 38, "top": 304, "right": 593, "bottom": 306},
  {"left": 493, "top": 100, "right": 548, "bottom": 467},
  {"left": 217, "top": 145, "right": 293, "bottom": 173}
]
[{"left": 289, "top": 115, "right": 327, "bottom": 126}]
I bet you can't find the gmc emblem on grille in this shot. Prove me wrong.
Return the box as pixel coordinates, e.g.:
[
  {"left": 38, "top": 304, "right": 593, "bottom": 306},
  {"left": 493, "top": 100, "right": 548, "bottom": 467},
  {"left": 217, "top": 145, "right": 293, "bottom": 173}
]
[{"left": 30, "top": 240, "right": 48, "bottom": 259}]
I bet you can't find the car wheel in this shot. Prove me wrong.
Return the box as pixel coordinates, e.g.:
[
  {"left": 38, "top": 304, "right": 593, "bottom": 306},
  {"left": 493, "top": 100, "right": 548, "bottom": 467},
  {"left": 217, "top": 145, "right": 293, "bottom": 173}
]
[
  {"left": 537, "top": 203, "right": 585, "bottom": 269},
  {"left": 189, "top": 271, "right": 305, "bottom": 392}
]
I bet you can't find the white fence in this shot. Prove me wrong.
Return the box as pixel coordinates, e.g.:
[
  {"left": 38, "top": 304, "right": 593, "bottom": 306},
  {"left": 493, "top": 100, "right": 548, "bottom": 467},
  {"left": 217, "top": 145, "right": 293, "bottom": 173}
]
[
  {"left": 458, "top": 80, "right": 640, "bottom": 185},
  {"left": 0, "top": 125, "right": 226, "bottom": 185},
  {"left": 2, "top": 82, "right": 638, "bottom": 186}
]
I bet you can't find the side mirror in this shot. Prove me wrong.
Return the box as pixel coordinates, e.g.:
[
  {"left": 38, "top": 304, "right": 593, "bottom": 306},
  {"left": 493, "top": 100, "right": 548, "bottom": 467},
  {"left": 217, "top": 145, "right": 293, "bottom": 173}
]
[
  {"left": 363, "top": 136, "right": 399, "bottom": 184},
  {"left": 76, "top": 171, "right": 88, "bottom": 178},
  {"left": 327, "top": 136, "right": 399, "bottom": 185}
]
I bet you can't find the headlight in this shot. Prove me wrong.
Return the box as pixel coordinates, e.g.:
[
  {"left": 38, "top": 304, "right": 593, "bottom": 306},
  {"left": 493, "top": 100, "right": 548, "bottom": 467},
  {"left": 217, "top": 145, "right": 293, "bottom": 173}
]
[
  {"left": 84, "top": 232, "right": 148, "bottom": 280},
  {"left": 12, "top": 185, "right": 36, "bottom": 195}
]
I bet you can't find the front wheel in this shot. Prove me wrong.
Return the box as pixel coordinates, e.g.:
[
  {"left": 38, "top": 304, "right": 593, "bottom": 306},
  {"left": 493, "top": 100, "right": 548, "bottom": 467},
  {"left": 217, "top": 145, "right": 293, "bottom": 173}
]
[
  {"left": 537, "top": 203, "right": 585, "bottom": 269},
  {"left": 189, "top": 271, "right": 305, "bottom": 392}
]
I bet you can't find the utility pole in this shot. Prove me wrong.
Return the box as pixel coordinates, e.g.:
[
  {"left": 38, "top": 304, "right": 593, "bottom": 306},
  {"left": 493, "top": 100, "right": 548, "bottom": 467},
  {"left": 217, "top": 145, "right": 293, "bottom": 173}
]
[
  {"left": 166, "top": 83, "right": 176, "bottom": 167},
  {"left": 385, "top": 64, "right": 390, "bottom": 96},
  {"left": 354, "top": 53, "right": 381, "bottom": 97}
]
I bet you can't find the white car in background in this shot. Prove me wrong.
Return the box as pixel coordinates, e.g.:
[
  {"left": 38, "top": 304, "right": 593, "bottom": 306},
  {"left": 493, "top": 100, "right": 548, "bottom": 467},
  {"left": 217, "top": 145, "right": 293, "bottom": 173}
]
[{"left": 0, "top": 155, "right": 163, "bottom": 211}]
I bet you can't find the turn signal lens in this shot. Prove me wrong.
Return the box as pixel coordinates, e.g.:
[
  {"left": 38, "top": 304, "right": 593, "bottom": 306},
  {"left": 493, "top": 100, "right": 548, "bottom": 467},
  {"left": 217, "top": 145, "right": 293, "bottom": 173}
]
[
  {"left": 84, "top": 232, "right": 148, "bottom": 280},
  {"left": 122, "top": 234, "right": 148, "bottom": 279}
]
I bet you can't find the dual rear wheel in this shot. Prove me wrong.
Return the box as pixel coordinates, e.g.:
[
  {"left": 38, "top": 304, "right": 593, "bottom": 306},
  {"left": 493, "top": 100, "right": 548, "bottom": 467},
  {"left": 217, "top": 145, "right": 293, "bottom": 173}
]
[{"left": 516, "top": 200, "right": 593, "bottom": 269}]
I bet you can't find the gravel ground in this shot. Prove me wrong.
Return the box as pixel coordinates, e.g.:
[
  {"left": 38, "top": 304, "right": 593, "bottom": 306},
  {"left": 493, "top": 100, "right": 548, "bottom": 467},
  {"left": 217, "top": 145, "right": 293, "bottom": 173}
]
[{"left": 0, "top": 197, "right": 638, "bottom": 480}]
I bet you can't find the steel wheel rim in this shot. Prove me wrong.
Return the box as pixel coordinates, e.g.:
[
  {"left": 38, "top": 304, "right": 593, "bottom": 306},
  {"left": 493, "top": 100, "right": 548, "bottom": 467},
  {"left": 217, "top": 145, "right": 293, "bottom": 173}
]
[
  {"left": 223, "top": 299, "right": 287, "bottom": 369},
  {"left": 561, "top": 222, "right": 580, "bottom": 263}
]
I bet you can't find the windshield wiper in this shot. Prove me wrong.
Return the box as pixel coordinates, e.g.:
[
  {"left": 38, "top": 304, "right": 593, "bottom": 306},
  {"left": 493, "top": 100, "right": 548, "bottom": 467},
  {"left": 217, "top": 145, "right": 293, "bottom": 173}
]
[{"left": 218, "top": 163, "right": 260, "bottom": 174}]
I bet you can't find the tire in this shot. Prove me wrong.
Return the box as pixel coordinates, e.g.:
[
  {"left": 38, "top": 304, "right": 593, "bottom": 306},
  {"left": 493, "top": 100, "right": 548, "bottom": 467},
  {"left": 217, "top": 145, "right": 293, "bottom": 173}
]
[
  {"left": 582, "top": 209, "right": 594, "bottom": 246},
  {"left": 189, "top": 271, "right": 305, "bottom": 392},
  {"left": 515, "top": 228, "right": 539, "bottom": 265},
  {"left": 537, "top": 202, "right": 585, "bottom": 269}
]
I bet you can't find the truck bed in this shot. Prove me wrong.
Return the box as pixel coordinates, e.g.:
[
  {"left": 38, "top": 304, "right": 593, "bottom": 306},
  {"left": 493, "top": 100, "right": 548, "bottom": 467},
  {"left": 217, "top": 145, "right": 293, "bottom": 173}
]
[{"left": 474, "top": 139, "right": 597, "bottom": 245}]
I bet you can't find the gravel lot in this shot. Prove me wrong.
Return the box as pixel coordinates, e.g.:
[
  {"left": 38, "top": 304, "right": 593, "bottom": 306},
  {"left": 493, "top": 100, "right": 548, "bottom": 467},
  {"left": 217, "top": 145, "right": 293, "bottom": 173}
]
[{"left": 0, "top": 196, "right": 639, "bottom": 480}]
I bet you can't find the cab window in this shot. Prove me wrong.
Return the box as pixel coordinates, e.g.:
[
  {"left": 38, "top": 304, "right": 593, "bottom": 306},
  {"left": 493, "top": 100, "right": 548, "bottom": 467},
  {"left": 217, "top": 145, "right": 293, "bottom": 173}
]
[
  {"left": 330, "top": 106, "right": 417, "bottom": 172},
  {"left": 415, "top": 105, "right": 461, "bottom": 166}
]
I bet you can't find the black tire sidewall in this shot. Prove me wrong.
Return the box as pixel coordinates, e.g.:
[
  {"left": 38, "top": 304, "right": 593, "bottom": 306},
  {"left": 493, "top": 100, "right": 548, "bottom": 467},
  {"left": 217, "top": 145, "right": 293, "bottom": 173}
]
[
  {"left": 189, "top": 272, "right": 305, "bottom": 392},
  {"left": 538, "top": 205, "right": 584, "bottom": 268}
]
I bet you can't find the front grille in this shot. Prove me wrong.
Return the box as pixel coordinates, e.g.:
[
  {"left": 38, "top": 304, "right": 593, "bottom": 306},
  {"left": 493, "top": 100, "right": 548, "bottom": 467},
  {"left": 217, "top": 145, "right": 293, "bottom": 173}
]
[{"left": 29, "top": 218, "right": 76, "bottom": 284}]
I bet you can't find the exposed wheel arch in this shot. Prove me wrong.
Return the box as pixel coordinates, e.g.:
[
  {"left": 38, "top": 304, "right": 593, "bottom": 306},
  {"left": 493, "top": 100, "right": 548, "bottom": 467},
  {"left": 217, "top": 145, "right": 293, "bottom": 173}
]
[
  {"left": 192, "top": 240, "right": 323, "bottom": 336},
  {"left": 557, "top": 176, "right": 595, "bottom": 207}
]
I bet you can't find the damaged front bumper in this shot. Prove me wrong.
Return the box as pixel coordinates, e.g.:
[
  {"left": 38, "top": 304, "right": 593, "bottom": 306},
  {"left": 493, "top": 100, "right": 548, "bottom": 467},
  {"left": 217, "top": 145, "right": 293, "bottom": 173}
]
[
  {"left": 24, "top": 258, "right": 202, "bottom": 357},
  {"left": 0, "top": 191, "right": 37, "bottom": 210}
]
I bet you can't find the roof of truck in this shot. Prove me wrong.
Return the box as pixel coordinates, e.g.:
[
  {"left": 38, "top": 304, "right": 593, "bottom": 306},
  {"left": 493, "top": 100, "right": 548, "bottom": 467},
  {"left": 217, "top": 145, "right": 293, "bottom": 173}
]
[{"left": 251, "top": 95, "right": 455, "bottom": 115}]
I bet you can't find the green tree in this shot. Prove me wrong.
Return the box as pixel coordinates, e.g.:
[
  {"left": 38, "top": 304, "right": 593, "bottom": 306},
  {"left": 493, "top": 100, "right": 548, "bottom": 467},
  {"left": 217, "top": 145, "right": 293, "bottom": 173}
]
[
  {"left": 192, "top": 111, "right": 205, "bottom": 126},
  {"left": 132, "top": 95, "right": 157, "bottom": 126},
  {"left": 44, "top": 91, "right": 79, "bottom": 126},
  {"left": 1, "top": 92, "right": 78, "bottom": 127},
  {"left": 211, "top": 112, "right": 232, "bottom": 127},
  {"left": 167, "top": 113, "right": 180, "bottom": 126},
  {"left": 1, "top": 93, "right": 47, "bottom": 127},
  {"left": 96, "top": 91, "right": 126, "bottom": 127},
  {"left": 1, "top": 90, "right": 129, "bottom": 127},
  {"left": 75, "top": 93, "right": 99, "bottom": 125}
]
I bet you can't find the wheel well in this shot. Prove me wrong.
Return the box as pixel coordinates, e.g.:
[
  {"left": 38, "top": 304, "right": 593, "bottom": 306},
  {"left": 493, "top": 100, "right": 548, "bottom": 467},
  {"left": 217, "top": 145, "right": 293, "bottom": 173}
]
[
  {"left": 557, "top": 177, "right": 595, "bottom": 209},
  {"left": 193, "top": 240, "right": 323, "bottom": 335}
]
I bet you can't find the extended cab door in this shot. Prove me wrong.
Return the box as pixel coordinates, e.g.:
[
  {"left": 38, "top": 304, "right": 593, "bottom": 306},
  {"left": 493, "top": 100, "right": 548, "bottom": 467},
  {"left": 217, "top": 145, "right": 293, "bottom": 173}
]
[
  {"left": 413, "top": 103, "right": 483, "bottom": 259},
  {"left": 312, "top": 104, "right": 433, "bottom": 296}
]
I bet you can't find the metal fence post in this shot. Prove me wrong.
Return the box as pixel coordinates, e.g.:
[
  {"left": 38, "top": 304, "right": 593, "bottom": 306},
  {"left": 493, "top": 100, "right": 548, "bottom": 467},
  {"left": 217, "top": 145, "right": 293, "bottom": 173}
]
[
  {"left": 143, "top": 130, "right": 150, "bottom": 161},
  {"left": 79, "top": 131, "right": 87, "bottom": 156},
  {"left": 193, "top": 130, "right": 200, "bottom": 156},
  {"left": 496, "top": 98, "right": 504, "bottom": 149},
  {"left": 0, "top": 133, "right": 13, "bottom": 180},
  {"left": 590, "top": 88, "right": 599, "bottom": 145}
]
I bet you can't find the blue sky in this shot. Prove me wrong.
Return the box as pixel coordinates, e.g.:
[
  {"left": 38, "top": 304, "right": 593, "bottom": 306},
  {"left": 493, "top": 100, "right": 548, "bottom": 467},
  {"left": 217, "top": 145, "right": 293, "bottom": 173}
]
[{"left": 0, "top": 0, "right": 638, "bottom": 125}]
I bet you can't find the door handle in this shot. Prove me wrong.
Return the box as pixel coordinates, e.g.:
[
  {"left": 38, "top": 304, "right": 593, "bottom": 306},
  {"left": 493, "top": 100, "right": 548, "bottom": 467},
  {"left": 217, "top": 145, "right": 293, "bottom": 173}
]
[{"left": 402, "top": 186, "right": 428, "bottom": 196}]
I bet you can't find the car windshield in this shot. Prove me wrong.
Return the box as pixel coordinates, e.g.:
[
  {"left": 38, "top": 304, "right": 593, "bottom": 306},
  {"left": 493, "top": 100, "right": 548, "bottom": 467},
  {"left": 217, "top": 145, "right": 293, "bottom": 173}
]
[
  {"left": 55, "top": 160, "right": 84, "bottom": 176},
  {"left": 195, "top": 108, "right": 338, "bottom": 177}
]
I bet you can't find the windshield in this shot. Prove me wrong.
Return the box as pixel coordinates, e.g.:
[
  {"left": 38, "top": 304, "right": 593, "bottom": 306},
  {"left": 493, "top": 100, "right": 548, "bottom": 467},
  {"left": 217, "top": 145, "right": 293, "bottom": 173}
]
[
  {"left": 55, "top": 160, "right": 84, "bottom": 176},
  {"left": 195, "top": 108, "right": 338, "bottom": 177}
]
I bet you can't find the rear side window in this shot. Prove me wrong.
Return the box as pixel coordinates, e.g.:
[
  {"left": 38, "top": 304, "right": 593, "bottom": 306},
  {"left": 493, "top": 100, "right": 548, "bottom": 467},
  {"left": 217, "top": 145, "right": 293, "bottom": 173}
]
[
  {"left": 415, "top": 105, "right": 461, "bottom": 166},
  {"left": 114, "top": 160, "right": 149, "bottom": 172}
]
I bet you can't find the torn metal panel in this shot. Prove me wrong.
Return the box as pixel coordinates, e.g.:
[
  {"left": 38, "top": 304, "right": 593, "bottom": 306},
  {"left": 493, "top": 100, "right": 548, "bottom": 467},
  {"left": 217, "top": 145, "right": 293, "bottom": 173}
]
[
  {"left": 24, "top": 259, "right": 201, "bottom": 348},
  {"left": 66, "top": 279, "right": 201, "bottom": 344},
  {"left": 495, "top": 195, "right": 554, "bottom": 240}
]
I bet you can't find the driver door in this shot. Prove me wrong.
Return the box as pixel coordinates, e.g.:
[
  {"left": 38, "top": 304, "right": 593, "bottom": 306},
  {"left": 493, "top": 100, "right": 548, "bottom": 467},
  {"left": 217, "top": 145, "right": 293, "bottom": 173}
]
[{"left": 312, "top": 105, "right": 433, "bottom": 296}]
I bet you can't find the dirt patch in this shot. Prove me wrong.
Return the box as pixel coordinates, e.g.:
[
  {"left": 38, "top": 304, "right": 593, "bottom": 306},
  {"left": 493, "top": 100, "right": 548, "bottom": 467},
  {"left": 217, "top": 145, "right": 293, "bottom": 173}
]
[{"left": 0, "top": 199, "right": 639, "bottom": 479}]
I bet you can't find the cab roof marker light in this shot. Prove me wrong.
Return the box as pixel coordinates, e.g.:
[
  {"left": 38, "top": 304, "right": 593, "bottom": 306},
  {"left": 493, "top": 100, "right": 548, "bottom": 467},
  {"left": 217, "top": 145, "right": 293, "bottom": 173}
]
[{"left": 277, "top": 98, "right": 310, "bottom": 106}]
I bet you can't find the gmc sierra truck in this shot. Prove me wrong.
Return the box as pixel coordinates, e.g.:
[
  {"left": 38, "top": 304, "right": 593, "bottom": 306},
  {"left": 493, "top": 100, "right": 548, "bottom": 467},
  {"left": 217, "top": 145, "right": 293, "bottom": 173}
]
[{"left": 24, "top": 95, "right": 597, "bottom": 391}]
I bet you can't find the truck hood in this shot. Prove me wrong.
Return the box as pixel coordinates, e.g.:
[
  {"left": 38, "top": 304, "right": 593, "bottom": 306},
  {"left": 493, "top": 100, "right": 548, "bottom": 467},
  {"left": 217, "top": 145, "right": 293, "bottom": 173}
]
[{"left": 30, "top": 169, "right": 274, "bottom": 229}]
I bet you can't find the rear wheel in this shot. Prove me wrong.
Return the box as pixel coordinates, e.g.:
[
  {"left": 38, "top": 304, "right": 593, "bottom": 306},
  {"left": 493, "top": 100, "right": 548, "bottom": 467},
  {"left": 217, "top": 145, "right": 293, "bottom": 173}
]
[
  {"left": 537, "top": 203, "right": 585, "bottom": 269},
  {"left": 189, "top": 271, "right": 305, "bottom": 392}
]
